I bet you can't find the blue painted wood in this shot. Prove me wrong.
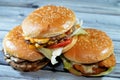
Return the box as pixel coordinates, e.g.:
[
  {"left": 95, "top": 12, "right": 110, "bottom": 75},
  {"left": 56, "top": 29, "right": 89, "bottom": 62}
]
[
  {"left": 0, "top": 0, "right": 120, "bottom": 80},
  {"left": 0, "top": 65, "right": 120, "bottom": 80}
]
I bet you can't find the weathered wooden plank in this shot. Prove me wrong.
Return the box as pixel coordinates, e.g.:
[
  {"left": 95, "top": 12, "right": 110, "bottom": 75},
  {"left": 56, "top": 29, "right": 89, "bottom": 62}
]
[
  {"left": 0, "top": 6, "right": 33, "bottom": 17},
  {"left": 0, "top": 7, "right": 120, "bottom": 34},
  {"left": 0, "top": 76, "right": 120, "bottom": 80},
  {"left": 114, "top": 41, "right": 120, "bottom": 49},
  {"left": 0, "top": 31, "right": 7, "bottom": 50},
  {"left": 0, "top": 6, "right": 120, "bottom": 24},
  {"left": 0, "top": 0, "right": 120, "bottom": 79},
  {"left": 0, "top": 31, "right": 8, "bottom": 38},
  {"left": 36, "top": 2, "right": 120, "bottom": 15},
  {"left": 0, "top": 0, "right": 120, "bottom": 15},
  {"left": 76, "top": 12, "right": 120, "bottom": 27},
  {"left": 0, "top": 0, "right": 36, "bottom": 7},
  {"left": 0, "top": 0, "right": 120, "bottom": 8},
  {"left": 0, "top": 77, "right": 29, "bottom": 80},
  {"left": 0, "top": 64, "right": 120, "bottom": 80},
  {"left": 0, "top": 7, "right": 32, "bottom": 30}
]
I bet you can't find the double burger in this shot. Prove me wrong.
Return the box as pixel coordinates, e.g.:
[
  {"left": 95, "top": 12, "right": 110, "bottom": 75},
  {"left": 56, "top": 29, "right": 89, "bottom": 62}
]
[
  {"left": 62, "top": 28, "right": 116, "bottom": 76},
  {"left": 21, "top": 5, "right": 87, "bottom": 64},
  {"left": 3, "top": 26, "right": 49, "bottom": 71}
]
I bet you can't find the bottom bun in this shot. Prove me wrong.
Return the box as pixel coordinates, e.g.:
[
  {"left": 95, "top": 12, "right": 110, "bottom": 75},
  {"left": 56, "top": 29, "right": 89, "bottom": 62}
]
[
  {"left": 68, "top": 66, "right": 115, "bottom": 76},
  {"left": 90, "top": 67, "right": 115, "bottom": 76},
  {"left": 62, "top": 54, "right": 116, "bottom": 76}
]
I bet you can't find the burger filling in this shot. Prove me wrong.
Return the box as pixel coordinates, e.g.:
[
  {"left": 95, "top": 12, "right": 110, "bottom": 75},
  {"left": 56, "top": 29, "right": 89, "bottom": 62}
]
[
  {"left": 62, "top": 54, "right": 116, "bottom": 76},
  {"left": 4, "top": 53, "right": 49, "bottom": 71},
  {"left": 24, "top": 21, "right": 87, "bottom": 65},
  {"left": 24, "top": 19, "right": 87, "bottom": 49},
  {"left": 25, "top": 24, "right": 80, "bottom": 48}
]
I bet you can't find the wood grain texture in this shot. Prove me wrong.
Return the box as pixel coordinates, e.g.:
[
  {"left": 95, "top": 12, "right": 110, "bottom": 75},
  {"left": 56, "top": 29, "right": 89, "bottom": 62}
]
[
  {"left": 0, "top": 65, "right": 120, "bottom": 80},
  {"left": 0, "top": 0, "right": 120, "bottom": 80},
  {"left": 0, "top": 0, "right": 120, "bottom": 15}
]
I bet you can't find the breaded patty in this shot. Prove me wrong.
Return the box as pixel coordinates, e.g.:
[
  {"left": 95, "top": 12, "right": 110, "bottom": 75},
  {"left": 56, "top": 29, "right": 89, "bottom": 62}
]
[{"left": 73, "top": 54, "right": 116, "bottom": 75}]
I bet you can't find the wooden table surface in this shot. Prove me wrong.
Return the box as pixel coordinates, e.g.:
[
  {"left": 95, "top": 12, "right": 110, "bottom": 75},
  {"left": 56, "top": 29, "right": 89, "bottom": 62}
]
[{"left": 0, "top": 0, "right": 120, "bottom": 80}]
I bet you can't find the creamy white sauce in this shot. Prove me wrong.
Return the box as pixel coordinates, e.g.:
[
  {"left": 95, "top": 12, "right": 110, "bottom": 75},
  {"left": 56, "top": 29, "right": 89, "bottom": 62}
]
[
  {"left": 6, "top": 59, "right": 11, "bottom": 63},
  {"left": 82, "top": 65, "right": 98, "bottom": 73},
  {"left": 10, "top": 56, "right": 25, "bottom": 62}
]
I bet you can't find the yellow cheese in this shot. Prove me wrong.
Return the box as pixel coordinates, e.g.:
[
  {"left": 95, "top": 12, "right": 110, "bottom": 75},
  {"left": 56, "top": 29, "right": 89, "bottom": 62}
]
[
  {"left": 34, "top": 38, "right": 49, "bottom": 43},
  {"left": 25, "top": 37, "right": 49, "bottom": 44}
]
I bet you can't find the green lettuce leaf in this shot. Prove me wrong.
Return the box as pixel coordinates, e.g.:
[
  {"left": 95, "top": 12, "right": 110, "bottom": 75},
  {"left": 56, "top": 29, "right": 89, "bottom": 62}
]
[
  {"left": 38, "top": 47, "right": 63, "bottom": 65},
  {"left": 37, "top": 48, "right": 53, "bottom": 60},
  {"left": 61, "top": 56, "right": 114, "bottom": 76},
  {"left": 71, "top": 28, "right": 88, "bottom": 37},
  {"left": 61, "top": 57, "right": 72, "bottom": 69},
  {"left": 61, "top": 56, "right": 82, "bottom": 76}
]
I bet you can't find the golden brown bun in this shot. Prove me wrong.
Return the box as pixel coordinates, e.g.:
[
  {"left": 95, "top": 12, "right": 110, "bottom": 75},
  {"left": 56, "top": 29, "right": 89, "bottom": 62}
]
[
  {"left": 3, "top": 26, "right": 44, "bottom": 61},
  {"left": 22, "top": 5, "right": 76, "bottom": 38},
  {"left": 98, "top": 54, "right": 116, "bottom": 68},
  {"left": 64, "top": 28, "right": 114, "bottom": 64}
]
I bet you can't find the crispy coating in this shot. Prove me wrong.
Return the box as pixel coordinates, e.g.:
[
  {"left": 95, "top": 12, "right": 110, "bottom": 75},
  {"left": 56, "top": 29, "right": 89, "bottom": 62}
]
[
  {"left": 98, "top": 54, "right": 116, "bottom": 68},
  {"left": 73, "top": 54, "right": 116, "bottom": 75},
  {"left": 74, "top": 64, "right": 107, "bottom": 75}
]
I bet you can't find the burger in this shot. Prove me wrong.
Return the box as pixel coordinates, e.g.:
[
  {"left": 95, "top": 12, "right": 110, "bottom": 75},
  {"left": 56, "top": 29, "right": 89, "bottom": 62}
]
[
  {"left": 21, "top": 5, "right": 87, "bottom": 64},
  {"left": 62, "top": 28, "right": 116, "bottom": 76},
  {"left": 3, "top": 26, "right": 49, "bottom": 72}
]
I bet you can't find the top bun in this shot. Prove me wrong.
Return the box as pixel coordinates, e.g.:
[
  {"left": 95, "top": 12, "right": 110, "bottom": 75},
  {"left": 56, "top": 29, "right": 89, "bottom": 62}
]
[
  {"left": 64, "top": 28, "right": 114, "bottom": 64},
  {"left": 3, "top": 26, "right": 44, "bottom": 61},
  {"left": 22, "top": 5, "right": 76, "bottom": 38}
]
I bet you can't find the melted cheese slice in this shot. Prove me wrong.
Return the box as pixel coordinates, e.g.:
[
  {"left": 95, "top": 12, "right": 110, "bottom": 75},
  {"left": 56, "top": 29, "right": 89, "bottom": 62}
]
[{"left": 25, "top": 37, "right": 49, "bottom": 44}]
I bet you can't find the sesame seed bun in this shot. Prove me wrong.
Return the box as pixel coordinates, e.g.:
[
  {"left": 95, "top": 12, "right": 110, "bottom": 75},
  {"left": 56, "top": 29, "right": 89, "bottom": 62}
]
[
  {"left": 64, "top": 28, "right": 114, "bottom": 64},
  {"left": 3, "top": 26, "right": 44, "bottom": 61},
  {"left": 22, "top": 5, "right": 76, "bottom": 38}
]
